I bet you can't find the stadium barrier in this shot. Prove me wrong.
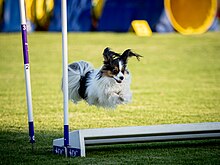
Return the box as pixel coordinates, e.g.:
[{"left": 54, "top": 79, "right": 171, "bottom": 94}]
[{"left": 1, "top": 0, "right": 218, "bottom": 33}]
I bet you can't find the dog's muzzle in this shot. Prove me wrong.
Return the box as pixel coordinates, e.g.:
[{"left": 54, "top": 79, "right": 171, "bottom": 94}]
[{"left": 113, "top": 76, "right": 124, "bottom": 83}]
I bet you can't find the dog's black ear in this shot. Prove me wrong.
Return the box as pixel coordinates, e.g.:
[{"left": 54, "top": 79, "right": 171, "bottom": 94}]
[
  {"left": 120, "top": 49, "right": 143, "bottom": 64},
  {"left": 103, "top": 47, "right": 112, "bottom": 64},
  {"left": 103, "top": 47, "right": 120, "bottom": 64}
]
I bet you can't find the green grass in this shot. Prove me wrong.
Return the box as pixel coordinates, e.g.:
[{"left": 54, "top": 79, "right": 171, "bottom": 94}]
[{"left": 0, "top": 32, "right": 220, "bottom": 164}]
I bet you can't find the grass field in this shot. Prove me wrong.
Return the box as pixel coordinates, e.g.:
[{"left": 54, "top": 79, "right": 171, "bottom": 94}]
[{"left": 0, "top": 32, "right": 220, "bottom": 164}]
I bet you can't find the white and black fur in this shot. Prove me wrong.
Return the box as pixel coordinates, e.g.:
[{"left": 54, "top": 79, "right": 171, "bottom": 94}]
[{"left": 62, "top": 47, "right": 142, "bottom": 109}]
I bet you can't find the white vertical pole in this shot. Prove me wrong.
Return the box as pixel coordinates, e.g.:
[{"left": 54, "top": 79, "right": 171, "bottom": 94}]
[
  {"left": 61, "top": 0, "right": 69, "bottom": 152},
  {"left": 19, "top": 0, "right": 35, "bottom": 146}
]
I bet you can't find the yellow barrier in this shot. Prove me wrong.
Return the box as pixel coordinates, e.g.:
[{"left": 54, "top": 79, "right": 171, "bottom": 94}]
[
  {"left": 164, "top": 0, "right": 217, "bottom": 35},
  {"left": 131, "top": 20, "right": 152, "bottom": 37}
]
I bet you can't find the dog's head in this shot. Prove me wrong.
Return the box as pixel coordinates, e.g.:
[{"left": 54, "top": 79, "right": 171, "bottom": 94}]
[{"left": 100, "top": 47, "right": 142, "bottom": 83}]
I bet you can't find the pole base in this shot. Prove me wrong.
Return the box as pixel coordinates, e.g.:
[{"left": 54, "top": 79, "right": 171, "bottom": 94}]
[{"left": 53, "top": 145, "right": 81, "bottom": 157}]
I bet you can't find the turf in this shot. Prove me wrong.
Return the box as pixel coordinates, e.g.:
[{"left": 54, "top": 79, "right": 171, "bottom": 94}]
[{"left": 0, "top": 32, "right": 220, "bottom": 164}]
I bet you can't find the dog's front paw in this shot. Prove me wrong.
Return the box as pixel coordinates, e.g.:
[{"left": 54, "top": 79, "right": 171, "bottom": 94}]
[
  {"left": 117, "top": 94, "right": 132, "bottom": 104},
  {"left": 109, "top": 94, "right": 123, "bottom": 105},
  {"left": 115, "top": 96, "right": 125, "bottom": 105},
  {"left": 119, "top": 93, "right": 132, "bottom": 104},
  {"left": 118, "top": 95, "right": 131, "bottom": 105},
  {"left": 119, "top": 96, "right": 124, "bottom": 102},
  {"left": 109, "top": 92, "right": 131, "bottom": 106}
]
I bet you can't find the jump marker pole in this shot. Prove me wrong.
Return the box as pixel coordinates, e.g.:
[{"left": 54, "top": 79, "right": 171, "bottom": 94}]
[
  {"left": 61, "top": 0, "right": 69, "bottom": 156},
  {"left": 19, "top": 0, "right": 35, "bottom": 148}
]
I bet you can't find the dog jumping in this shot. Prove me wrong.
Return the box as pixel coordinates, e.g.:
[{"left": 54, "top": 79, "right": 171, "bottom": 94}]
[{"left": 62, "top": 47, "right": 142, "bottom": 109}]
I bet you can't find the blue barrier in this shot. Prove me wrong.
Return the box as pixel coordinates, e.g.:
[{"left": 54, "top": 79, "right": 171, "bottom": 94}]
[
  {"left": 97, "top": 0, "right": 164, "bottom": 32},
  {"left": 0, "top": 0, "right": 92, "bottom": 32},
  {"left": 49, "top": 0, "right": 92, "bottom": 32},
  {"left": 0, "top": 0, "right": 20, "bottom": 32}
]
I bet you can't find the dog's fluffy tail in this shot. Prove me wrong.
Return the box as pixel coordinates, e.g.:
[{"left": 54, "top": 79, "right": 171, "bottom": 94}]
[{"left": 61, "top": 61, "right": 94, "bottom": 103}]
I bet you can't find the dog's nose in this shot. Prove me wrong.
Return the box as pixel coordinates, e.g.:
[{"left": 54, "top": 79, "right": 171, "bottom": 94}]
[{"left": 119, "top": 76, "right": 124, "bottom": 80}]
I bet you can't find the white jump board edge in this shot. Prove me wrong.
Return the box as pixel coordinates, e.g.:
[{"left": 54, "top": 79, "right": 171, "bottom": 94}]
[{"left": 53, "top": 122, "right": 220, "bottom": 157}]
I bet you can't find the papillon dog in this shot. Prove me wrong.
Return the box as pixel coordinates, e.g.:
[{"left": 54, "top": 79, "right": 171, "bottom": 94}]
[{"left": 62, "top": 47, "right": 142, "bottom": 109}]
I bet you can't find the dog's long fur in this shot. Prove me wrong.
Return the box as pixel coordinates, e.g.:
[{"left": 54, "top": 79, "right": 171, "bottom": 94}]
[{"left": 62, "top": 47, "right": 142, "bottom": 109}]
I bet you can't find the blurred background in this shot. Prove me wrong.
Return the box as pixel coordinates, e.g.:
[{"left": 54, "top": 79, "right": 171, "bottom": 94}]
[{"left": 0, "top": 0, "right": 219, "bottom": 34}]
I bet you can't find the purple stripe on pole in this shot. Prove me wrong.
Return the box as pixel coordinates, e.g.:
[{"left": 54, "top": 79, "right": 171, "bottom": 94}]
[
  {"left": 64, "top": 125, "right": 69, "bottom": 147},
  {"left": 21, "top": 24, "right": 29, "bottom": 64},
  {"left": 28, "top": 121, "right": 35, "bottom": 143}
]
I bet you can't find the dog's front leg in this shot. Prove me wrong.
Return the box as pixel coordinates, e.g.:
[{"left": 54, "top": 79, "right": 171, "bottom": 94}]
[
  {"left": 119, "top": 91, "right": 132, "bottom": 103},
  {"left": 108, "top": 92, "right": 124, "bottom": 105}
]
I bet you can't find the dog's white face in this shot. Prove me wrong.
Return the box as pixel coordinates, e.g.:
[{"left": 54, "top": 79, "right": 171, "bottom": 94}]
[
  {"left": 101, "top": 59, "right": 127, "bottom": 83},
  {"left": 99, "top": 47, "right": 142, "bottom": 83},
  {"left": 113, "top": 61, "right": 125, "bottom": 83}
]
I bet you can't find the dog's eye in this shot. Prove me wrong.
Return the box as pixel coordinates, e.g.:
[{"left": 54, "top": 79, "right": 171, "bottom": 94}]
[
  {"left": 112, "top": 68, "right": 118, "bottom": 74},
  {"left": 121, "top": 68, "right": 125, "bottom": 74}
]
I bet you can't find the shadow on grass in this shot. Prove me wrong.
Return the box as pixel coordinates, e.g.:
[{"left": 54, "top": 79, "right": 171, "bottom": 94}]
[
  {"left": 85, "top": 139, "right": 220, "bottom": 164},
  {"left": 0, "top": 130, "right": 62, "bottom": 164}
]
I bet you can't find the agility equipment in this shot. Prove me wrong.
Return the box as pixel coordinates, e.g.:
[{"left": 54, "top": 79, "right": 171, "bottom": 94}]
[
  {"left": 61, "top": 0, "right": 70, "bottom": 155},
  {"left": 49, "top": 0, "right": 92, "bottom": 32},
  {"left": 164, "top": 0, "right": 217, "bottom": 35},
  {"left": 19, "top": 0, "right": 35, "bottom": 146},
  {"left": 53, "top": 0, "right": 220, "bottom": 157},
  {"left": 53, "top": 122, "right": 220, "bottom": 157},
  {"left": 131, "top": 20, "right": 152, "bottom": 37}
]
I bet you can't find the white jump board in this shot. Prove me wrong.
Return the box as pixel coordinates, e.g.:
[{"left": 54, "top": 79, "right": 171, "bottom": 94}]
[{"left": 53, "top": 122, "right": 220, "bottom": 157}]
